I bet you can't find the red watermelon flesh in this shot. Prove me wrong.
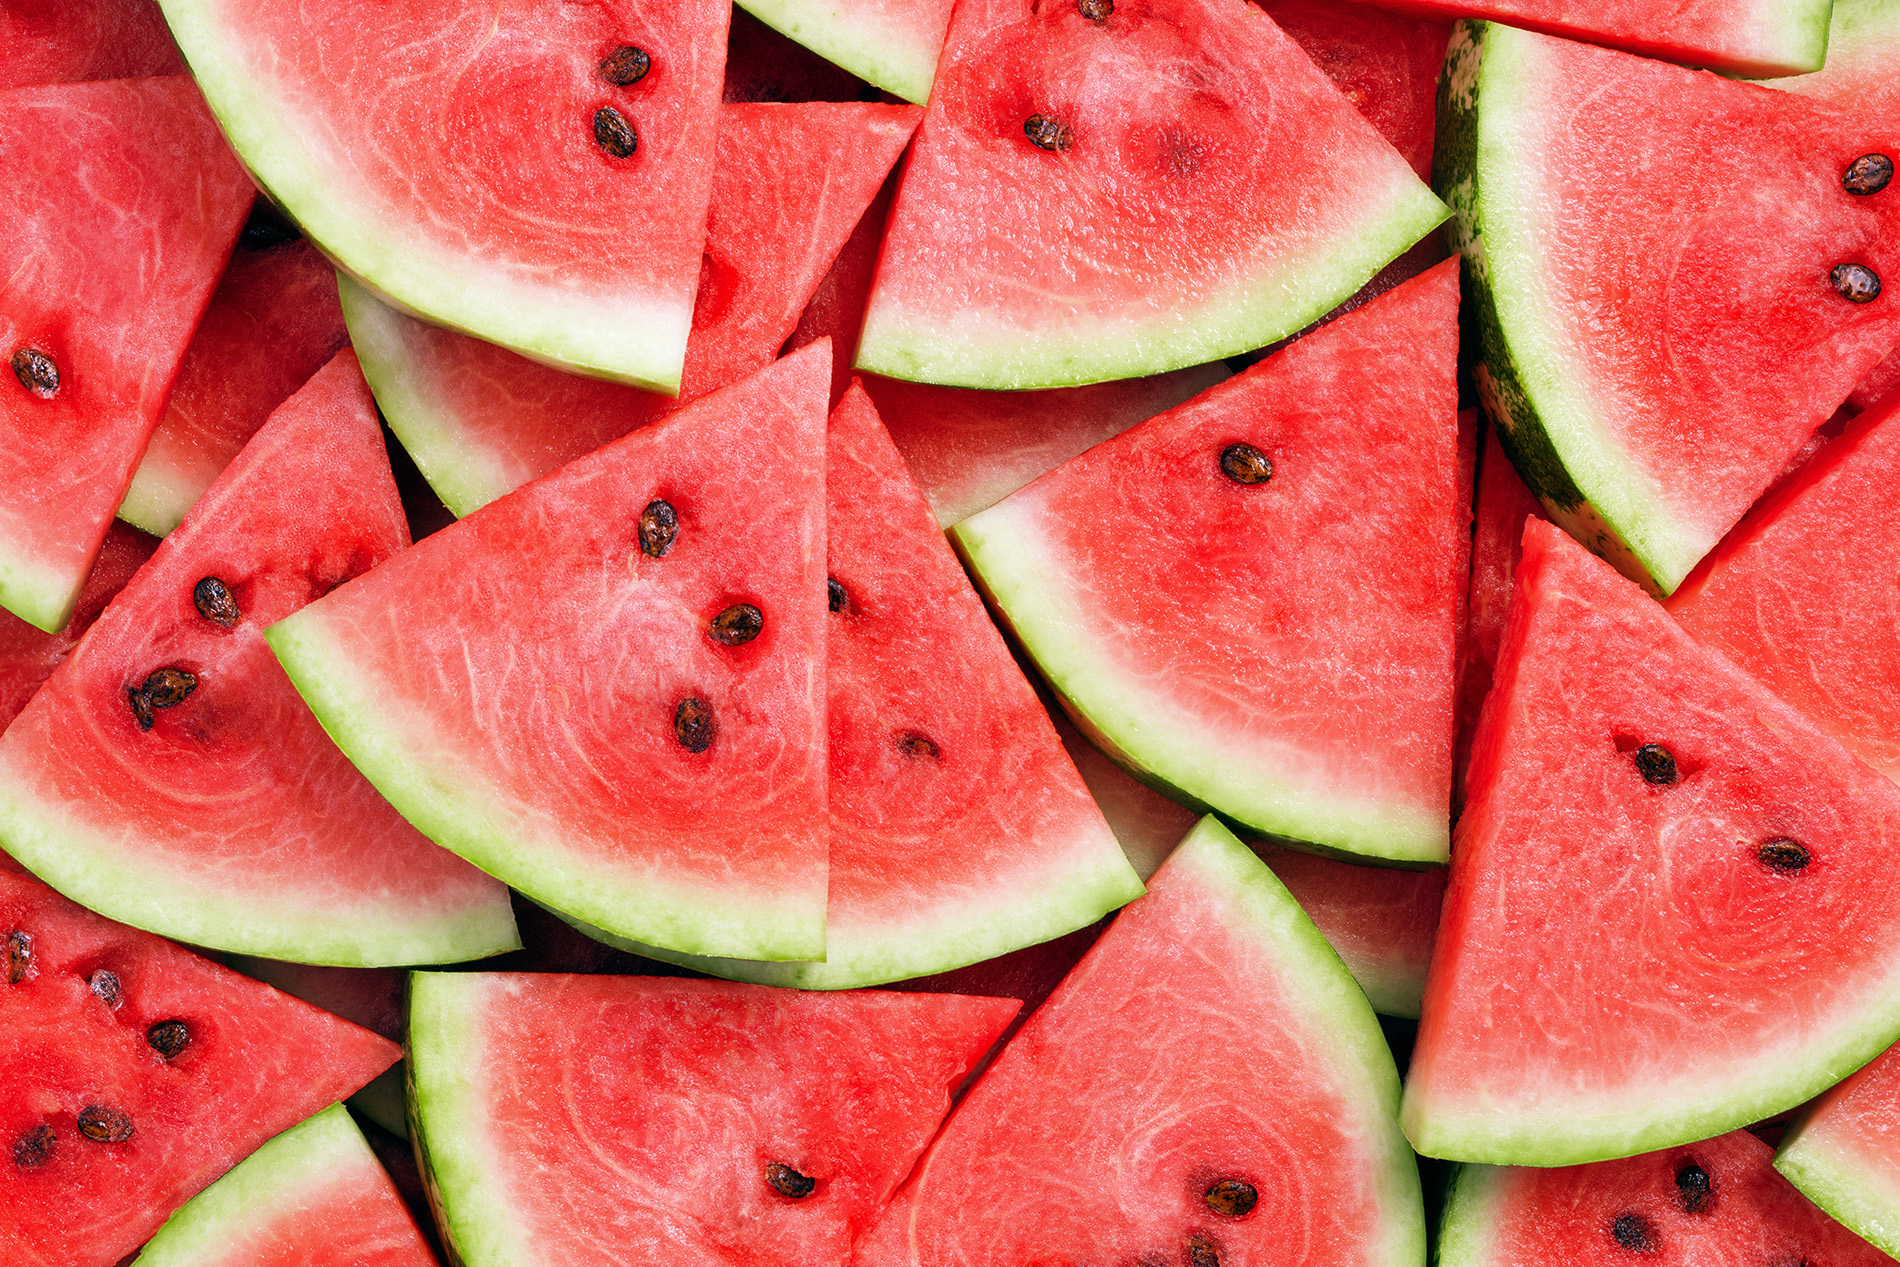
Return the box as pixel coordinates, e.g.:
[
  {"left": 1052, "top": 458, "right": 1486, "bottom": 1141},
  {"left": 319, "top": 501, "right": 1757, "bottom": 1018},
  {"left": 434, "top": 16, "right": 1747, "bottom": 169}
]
[
  {"left": 345, "top": 101, "right": 918, "bottom": 519},
  {"left": 408, "top": 973, "right": 1019, "bottom": 1266},
  {"left": 0, "top": 865, "right": 401, "bottom": 1267},
  {"left": 1, "top": 0, "right": 184, "bottom": 88},
  {"left": 0, "top": 76, "right": 252, "bottom": 634},
  {"left": 1407, "top": 519, "right": 1900, "bottom": 1165},
  {"left": 0, "top": 523, "right": 156, "bottom": 736},
  {"left": 723, "top": 5, "right": 875, "bottom": 102},
  {"left": 786, "top": 175, "right": 894, "bottom": 405},
  {"left": 119, "top": 227, "right": 351, "bottom": 538},
  {"left": 0, "top": 350, "right": 518, "bottom": 968}
]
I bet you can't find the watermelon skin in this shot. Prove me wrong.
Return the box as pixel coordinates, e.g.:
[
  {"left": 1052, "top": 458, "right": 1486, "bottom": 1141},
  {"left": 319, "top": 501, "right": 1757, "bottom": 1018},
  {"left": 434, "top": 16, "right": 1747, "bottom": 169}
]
[
  {"left": 733, "top": 0, "right": 951, "bottom": 103},
  {"left": 1438, "top": 21, "right": 1900, "bottom": 597},
  {"left": 408, "top": 972, "right": 1019, "bottom": 1267},
  {"left": 954, "top": 260, "right": 1465, "bottom": 866},
  {"left": 0, "top": 864, "right": 402, "bottom": 1267},
  {"left": 0, "top": 76, "right": 253, "bottom": 633},
  {"left": 1777, "top": 1041, "right": 1900, "bottom": 1257},
  {"left": 1, "top": 0, "right": 185, "bottom": 87},
  {"left": 854, "top": 0, "right": 1448, "bottom": 390},
  {"left": 158, "top": 0, "right": 730, "bottom": 394},
  {"left": 1406, "top": 519, "right": 1900, "bottom": 1166},
  {"left": 267, "top": 346, "right": 831, "bottom": 964},
  {"left": 853, "top": 817, "right": 1425, "bottom": 1267}
]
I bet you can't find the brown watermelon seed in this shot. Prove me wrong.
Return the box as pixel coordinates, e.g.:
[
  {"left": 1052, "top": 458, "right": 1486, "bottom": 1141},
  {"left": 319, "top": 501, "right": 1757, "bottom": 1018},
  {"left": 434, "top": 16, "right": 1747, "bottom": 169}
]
[
  {"left": 1610, "top": 1212, "right": 1658, "bottom": 1254},
  {"left": 1024, "top": 113, "right": 1074, "bottom": 152},
  {"left": 1203, "top": 1179, "right": 1258, "bottom": 1217},
  {"left": 5, "top": 930, "right": 31, "bottom": 984},
  {"left": 1675, "top": 1162, "right": 1712, "bottom": 1213},
  {"left": 89, "top": 970, "right": 121, "bottom": 1009},
  {"left": 709, "top": 604, "right": 763, "bottom": 646},
  {"left": 765, "top": 1162, "right": 816, "bottom": 1198},
  {"left": 128, "top": 685, "right": 155, "bottom": 732},
  {"left": 11, "top": 347, "right": 59, "bottom": 398},
  {"left": 1833, "top": 263, "right": 1882, "bottom": 303},
  {"left": 639, "top": 499, "right": 679, "bottom": 558},
  {"left": 594, "top": 106, "right": 638, "bottom": 158},
  {"left": 1758, "top": 838, "right": 1811, "bottom": 872},
  {"left": 193, "top": 576, "right": 241, "bottom": 627},
  {"left": 673, "top": 697, "right": 714, "bottom": 753},
  {"left": 1078, "top": 0, "right": 1113, "bottom": 18},
  {"left": 141, "top": 668, "right": 198, "bottom": 711},
  {"left": 898, "top": 732, "right": 940, "bottom": 759},
  {"left": 599, "top": 44, "right": 651, "bottom": 85},
  {"left": 1220, "top": 443, "right": 1273, "bottom": 485},
  {"left": 828, "top": 578, "right": 847, "bottom": 613},
  {"left": 1632, "top": 744, "right": 1678, "bottom": 786},
  {"left": 1844, "top": 154, "right": 1894, "bottom": 196},
  {"left": 1188, "top": 1235, "right": 1221, "bottom": 1267},
  {"left": 12, "top": 1125, "right": 54, "bottom": 1168},
  {"left": 146, "top": 1019, "right": 191, "bottom": 1059},
  {"left": 77, "top": 1106, "right": 133, "bottom": 1144}
]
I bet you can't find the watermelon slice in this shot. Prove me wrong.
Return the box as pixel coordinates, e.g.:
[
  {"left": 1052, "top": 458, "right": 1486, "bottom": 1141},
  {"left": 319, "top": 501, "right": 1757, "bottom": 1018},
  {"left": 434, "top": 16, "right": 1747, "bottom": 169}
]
[
  {"left": 954, "top": 260, "right": 1465, "bottom": 865},
  {"left": 119, "top": 225, "right": 351, "bottom": 537},
  {"left": 346, "top": 101, "right": 918, "bottom": 518},
  {"left": 785, "top": 170, "right": 893, "bottom": 405},
  {"left": 731, "top": 0, "right": 950, "bottom": 103},
  {"left": 159, "top": 0, "right": 729, "bottom": 393},
  {"left": 0, "top": 864, "right": 401, "bottom": 1267},
  {"left": 853, "top": 816, "right": 1424, "bottom": 1266},
  {"left": 1440, "top": 21, "right": 1900, "bottom": 596},
  {"left": 1777, "top": 1040, "right": 1900, "bottom": 1257},
  {"left": 1440, "top": 1131, "right": 1895, "bottom": 1267},
  {"left": 129, "top": 1103, "right": 434, "bottom": 1267},
  {"left": 1456, "top": 425, "right": 1547, "bottom": 787},
  {"left": 853, "top": 0, "right": 1447, "bottom": 389},
  {"left": 267, "top": 346, "right": 831, "bottom": 963},
  {"left": 2, "top": 0, "right": 185, "bottom": 88},
  {"left": 0, "top": 76, "right": 252, "bottom": 633},
  {"left": 408, "top": 972, "right": 1019, "bottom": 1265},
  {"left": 1406, "top": 519, "right": 1900, "bottom": 1165},
  {"left": 224, "top": 958, "right": 408, "bottom": 1137},
  {"left": 0, "top": 350, "right": 518, "bottom": 967}
]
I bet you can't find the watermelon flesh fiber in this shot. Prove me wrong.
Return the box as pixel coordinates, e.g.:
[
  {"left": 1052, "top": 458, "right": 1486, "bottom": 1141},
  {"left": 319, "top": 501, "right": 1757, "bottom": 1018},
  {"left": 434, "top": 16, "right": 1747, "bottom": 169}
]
[{"left": 1, "top": 0, "right": 185, "bottom": 88}]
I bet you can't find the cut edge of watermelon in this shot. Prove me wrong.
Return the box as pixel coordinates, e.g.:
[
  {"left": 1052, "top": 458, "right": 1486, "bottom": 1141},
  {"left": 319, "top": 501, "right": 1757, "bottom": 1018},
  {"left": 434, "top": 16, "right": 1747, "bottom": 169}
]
[
  {"left": 0, "top": 550, "right": 87, "bottom": 636},
  {"left": 1776, "top": 1104, "right": 1900, "bottom": 1257},
  {"left": 116, "top": 461, "right": 204, "bottom": 539},
  {"left": 1432, "top": 1163, "right": 1511, "bottom": 1267},
  {"left": 732, "top": 0, "right": 940, "bottom": 102}
]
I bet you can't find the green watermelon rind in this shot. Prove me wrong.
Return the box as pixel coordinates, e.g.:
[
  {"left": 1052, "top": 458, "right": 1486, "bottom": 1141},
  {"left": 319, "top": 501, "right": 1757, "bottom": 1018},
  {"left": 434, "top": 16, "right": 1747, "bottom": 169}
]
[
  {"left": 1432, "top": 1163, "right": 1508, "bottom": 1267},
  {"left": 1775, "top": 1112, "right": 1900, "bottom": 1258},
  {"left": 950, "top": 504, "right": 1449, "bottom": 866},
  {"left": 117, "top": 461, "right": 203, "bottom": 539},
  {"left": 1437, "top": 21, "right": 1694, "bottom": 597},
  {"left": 1, "top": 551, "right": 83, "bottom": 636},
  {"left": 1764, "top": 0, "right": 1895, "bottom": 89},
  {"left": 154, "top": 0, "right": 694, "bottom": 395},
  {"left": 733, "top": 0, "right": 940, "bottom": 103}
]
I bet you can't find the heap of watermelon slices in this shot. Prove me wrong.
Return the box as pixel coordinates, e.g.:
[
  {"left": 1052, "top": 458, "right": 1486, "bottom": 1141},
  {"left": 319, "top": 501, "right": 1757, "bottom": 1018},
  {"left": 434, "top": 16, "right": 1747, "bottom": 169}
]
[{"left": 14, "top": 0, "right": 1900, "bottom": 1261}]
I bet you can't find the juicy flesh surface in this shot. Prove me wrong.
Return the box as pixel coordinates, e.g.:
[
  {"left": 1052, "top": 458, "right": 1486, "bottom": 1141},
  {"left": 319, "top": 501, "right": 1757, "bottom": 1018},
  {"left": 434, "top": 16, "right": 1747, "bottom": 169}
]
[{"left": 0, "top": 0, "right": 184, "bottom": 88}]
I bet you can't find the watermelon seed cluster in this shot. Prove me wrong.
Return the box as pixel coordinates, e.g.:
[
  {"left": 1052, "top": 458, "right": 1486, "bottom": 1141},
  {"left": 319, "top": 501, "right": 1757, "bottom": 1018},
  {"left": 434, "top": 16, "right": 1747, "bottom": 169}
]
[{"left": 10, "top": 347, "right": 59, "bottom": 398}]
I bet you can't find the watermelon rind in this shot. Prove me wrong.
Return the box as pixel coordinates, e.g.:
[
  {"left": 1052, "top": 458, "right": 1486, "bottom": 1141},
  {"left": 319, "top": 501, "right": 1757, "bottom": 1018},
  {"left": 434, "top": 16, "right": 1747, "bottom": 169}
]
[
  {"left": 1776, "top": 1111, "right": 1900, "bottom": 1257},
  {"left": 1430, "top": 1164, "right": 1502, "bottom": 1267},
  {"left": 732, "top": 0, "right": 939, "bottom": 103}
]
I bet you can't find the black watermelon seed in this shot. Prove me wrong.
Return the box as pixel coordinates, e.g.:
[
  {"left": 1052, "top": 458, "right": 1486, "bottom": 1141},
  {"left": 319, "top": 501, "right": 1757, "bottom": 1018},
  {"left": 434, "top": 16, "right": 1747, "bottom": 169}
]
[
  {"left": 89, "top": 969, "right": 121, "bottom": 1009},
  {"left": 1188, "top": 1234, "right": 1221, "bottom": 1267},
  {"left": 1759, "top": 838, "right": 1811, "bottom": 872},
  {"left": 639, "top": 499, "right": 679, "bottom": 558},
  {"left": 1204, "top": 1179, "right": 1258, "bottom": 1217},
  {"left": 11, "top": 347, "right": 59, "bottom": 398},
  {"left": 5, "top": 930, "right": 31, "bottom": 984},
  {"left": 193, "top": 577, "right": 241, "bottom": 627},
  {"left": 141, "top": 668, "right": 198, "bottom": 711},
  {"left": 827, "top": 578, "right": 847, "bottom": 613},
  {"left": 594, "top": 106, "right": 638, "bottom": 158},
  {"left": 673, "top": 697, "right": 714, "bottom": 753},
  {"left": 599, "top": 45, "right": 651, "bottom": 85},
  {"left": 1832, "top": 263, "right": 1882, "bottom": 303},
  {"left": 128, "top": 685, "right": 154, "bottom": 732},
  {"left": 765, "top": 1161, "right": 816, "bottom": 1198},
  {"left": 1024, "top": 113, "right": 1074, "bottom": 152},
  {"left": 898, "top": 732, "right": 940, "bottom": 759},
  {"left": 76, "top": 1106, "right": 133, "bottom": 1144},
  {"left": 709, "top": 604, "right": 764, "bottom": 646},
  {"left": 12, "top": 1125, "right": 54, "bottom": 1168},
  {"left": 1078, "top": 0, "right": 1113, "bottom": 18},
  {"left": 1220, "top": 443, "right": 1273, "bottom": 485},
  {"left": 237, "top": 203, "right": 299, "bottom": 250},
  {"left": 1632, "top": 744, "right": 1679, "bottom": 786},
  {"left": 1675, "top": 1162, "right": 1713, "bottom": 1213},
  {"left": 1844, "top": 154, "right": 1895, "bottom": 196},
  {"left": 1610, "top": 1212, "right": 1658, "bottom": 1254},
  {"left": 146, "top": 1019, "right": 191, "bottom": 1059}
]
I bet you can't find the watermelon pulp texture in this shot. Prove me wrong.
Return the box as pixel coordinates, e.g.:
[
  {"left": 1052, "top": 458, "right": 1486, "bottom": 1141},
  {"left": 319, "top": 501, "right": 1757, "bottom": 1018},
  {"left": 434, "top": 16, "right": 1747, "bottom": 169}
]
[
  {"left": 408, "top": 973, "right": 1018, "bottom": 1266},
  {"left": 0, "top": 76, "right": 252, "bottom": 633},
  {"left": 0, "top": 863, "right": 401, "bottom": 1267},
  {"left": 733, "top": 0, "right": 950, "bottom": 102},
  {"left": 1439, "top": 20, "right": 1900, "bottom": 596},
  {"left": 1455, "top": 426, "right": 1546, "bottom": 790},
  {"left": 0, "top": 523, "right": 156, "bottom": 735},
  {"left": 1, "top": 0, "right": 184, "bottom": 87},
  {"left": 854, "top": 0, "right": 1448, "bottom": 389},
  {"left": 1407, "top": 520, "right": 1900, "bottom": 1165},
  {"left": 1777, "top": 1038, "right": 1900, "bottom": 1257},
  {"left": 853, "top": 816, "right": 1424, "bottom": 1267},
  {"left": 159, "top": 0, "right": 730, "bottom": 393},
  {"left": 0, "top": 350, "right": 518, "bottom": 967},
  {"left": 267, "top": 346, "right": 831, "bottom": 963},
  {"left": 954, "top": 260, "right": 1464, "bottom": 865}
]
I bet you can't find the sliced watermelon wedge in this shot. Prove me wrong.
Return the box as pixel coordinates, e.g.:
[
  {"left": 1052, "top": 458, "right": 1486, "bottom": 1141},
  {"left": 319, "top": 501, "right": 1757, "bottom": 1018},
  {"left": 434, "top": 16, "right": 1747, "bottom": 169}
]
[
  {"left": 854, "top": 0, "right": 1446, "bottom": 389},
  {"left": 2, "top": 0, "right": 184, "bottom": 88},
  {"left": 733, "top": 0, "right": 950, "bottom": 103},
  {"left": 267, "top": 346, "right": 831, "bottom": 963},
  {"left": 0, "top": 76, "right": 252, "bottom": 632},
  {"left": 159, "top": 0, "right": 730, "bottom": 393},
  {"left": 1777, "top": 1039, "right": 1900, "bottom": 1257},
  {"left": 408, "top": 973, "right": 1018, "bottom": 1265},
  {"left": 0, "top": 524, "right": 156, "bottom": 736}
]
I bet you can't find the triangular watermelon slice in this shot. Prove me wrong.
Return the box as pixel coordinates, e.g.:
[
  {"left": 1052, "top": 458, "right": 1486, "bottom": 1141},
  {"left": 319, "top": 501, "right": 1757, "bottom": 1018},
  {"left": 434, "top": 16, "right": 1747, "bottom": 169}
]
[
  {"left": 158, "top": 0, "right": 729, "bottom": 393},
  {"left": 854, "top": 0, "right": 1447, "bottom": 389},
  {"left": 267, "top": 345, "right": 831, "bottom": 963},
  {"left": 2, "top": 0, "right": 185, "bottom": 88},
  {"left": 953, "top": 259, "right": 1465, "bottom": 865},
  {"left": 853, "top": 816, "right": 1424, "bottom": 1266},
  {"left": 1406, "top": 518, "right": 1900, "bottom": 1165},
  {"left": 345, "top": 101, "right": 919, "bottom": 518},
  {"left": 0, "top": 76, "right": 253, "bottom": 633},
  {"left": 0, "top": 863, "right": 401, "bottom": 1267},
  {"left": 0, "top": 350, "right": 518, "bottom": 967},
  {"left": 408, "top": 972, "right": 1019, "bottom": 1265}
]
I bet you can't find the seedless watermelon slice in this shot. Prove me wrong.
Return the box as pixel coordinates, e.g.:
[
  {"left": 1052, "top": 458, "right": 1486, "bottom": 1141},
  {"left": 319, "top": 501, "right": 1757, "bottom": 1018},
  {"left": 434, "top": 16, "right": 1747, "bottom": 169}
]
[
  {"left": 268, "top": 346, "right": 831, "bottom": 963},
  {"left": 158, "top": 0, "right": 729, "bottom": 393}
]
